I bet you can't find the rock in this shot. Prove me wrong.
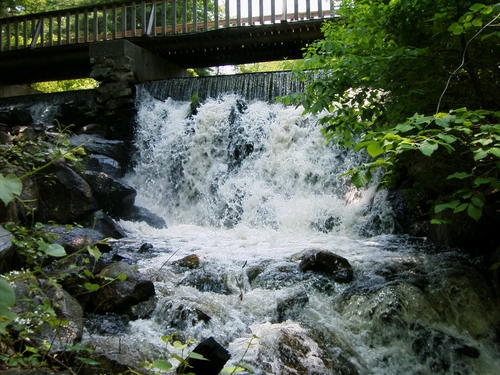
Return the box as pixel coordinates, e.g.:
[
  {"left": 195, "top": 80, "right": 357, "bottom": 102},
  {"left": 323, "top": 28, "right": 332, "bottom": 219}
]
[
  {"left": 0, "top": 370, "right": 70, "bottom": 375},
  {"left": 42, "top": 225, "right": 108, "bottom": 253},
  {"left": 173, "top": 254, "right": 201, "bottom": 269},
  {"left": 38, "top": 165, "right": 97, "bottom": 223},
  {"left": 0, "top": 108, "right": 33, "bottom": 126},
  {"left": 127, "top": 297, "right": 157, "bottom": 320},
  {"left": 179, "top": 268, "right": 230, "bottom": 294},
  {"left": 86, "top": 210, "right": 127, "bottom": 239},
  {"left": 311, "top": 216, "right": 342, "bottom": 233},
  {"left": 0, "top": 226, "right": 16, "bottom": 273},
  {"left": 178, "top": 337, "right": 230, "bottom": 375},
  {"left": 12, "top": 279, "right": 84, "bottom": 351},
  {"left": 299, "top": 249, "right": 354, "bottom": 283},
  {"left": 54, "top": 100, "right": 95, "bottom": 127},
  {"left": 156, "top": 300, "right": 211, "bottom": 330},
  {"left": 85, "top": 313, "right": 129, "bottom": 335},
  {"left": 120, "top": 205, "right": 167, "bottom": 229},
  {"left": 276, "top": 288, "right": 309, "bottom": 323},
  {"left": 0, "top": 130, "right": 11, "bottom": 144},
  {"left": 251, "top": 261, "right": 309, "bottom": 290},
  {"left": 138, "top": 243, "right": 154, "bottom": 253},
  {"left": 78, "top": 123, "right": 107, "bottom": 136},
  {"left": 68, "top": 134, "right": 128, "bottom": 164},
  {"left": 85, "top": 154, "right": 123, "bottom": 177},
  {"left": 90, "top": 262, "right": 155, "bottom": 314},
  {"left": 82, "top": 171, "right": 136, "bottom": 216}
]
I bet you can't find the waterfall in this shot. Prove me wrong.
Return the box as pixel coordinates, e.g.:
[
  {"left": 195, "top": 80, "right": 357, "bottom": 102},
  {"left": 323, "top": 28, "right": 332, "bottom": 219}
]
[{"left": 84, "top": 73, "right": 499, "bottom": 375}]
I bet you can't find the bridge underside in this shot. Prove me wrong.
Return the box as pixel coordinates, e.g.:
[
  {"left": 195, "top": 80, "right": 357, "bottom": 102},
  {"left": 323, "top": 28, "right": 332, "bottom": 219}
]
[{"left": 0, "top": 19, "right": 324, "bottom": 85}]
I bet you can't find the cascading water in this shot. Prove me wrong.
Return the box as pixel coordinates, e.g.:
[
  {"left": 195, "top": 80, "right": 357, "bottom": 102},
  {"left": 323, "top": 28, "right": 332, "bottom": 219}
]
[{"left": 83, "top": 75, "right": 499, "bottom": 375}]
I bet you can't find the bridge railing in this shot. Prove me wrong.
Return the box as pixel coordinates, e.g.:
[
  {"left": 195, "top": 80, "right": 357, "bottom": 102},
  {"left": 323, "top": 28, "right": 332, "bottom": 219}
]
[{"left": 0, "top": 0, "right": 337, "bottom": 52}]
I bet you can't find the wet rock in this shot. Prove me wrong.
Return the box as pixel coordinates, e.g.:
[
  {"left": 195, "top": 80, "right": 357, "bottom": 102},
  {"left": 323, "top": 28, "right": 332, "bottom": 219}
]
[
  {"left": 120, "top": 205, "right": 167, "bottom": 229},
  {"left": 299, "top": 249, "right": 354, "bottom": 283},
  {"left": 68, "top": 134, "right": 128, "bottom": 164},
  {"left": 0, "top": 225, "right": 15, "bottom": 273},
  {"left": 12, "top": 279, "right": 83, "bottom": 351},
  {"left": 127, "top": 296, "right": 157, "bottom": 320},
  {"left": 42, "top": 225, "right": 108, "bottom": 253},
  {"left": 82, "top": 171, "right": 136, "bottom": 216},
  {"left": 78, "top": 123, "right": 107, "bottom": 136},
  {"left": 0, "top": 108, "right": 33, "bottom": 126},
  {"left": 0, "top": 130, "right": 11, "bottom": 144},
  {"left": 276, "top": 288, "right": 309, "bottom": 323},
  {"left": 38, "top": 165, "right": 97, "bottom": 223},
  {"left": 138, "top": 243, "right": 154, "bottom": 253},
  {"left": 85, "top": 313, "right": 129, "bottom": 335},
  {"left": 251, "top": 261, "right": 309, "bottom": 290},
  {"left": 179, "top": 268, "right": 230, "bottom": 294},
  {"left": 86, "top": 210, "right": 126, "bottom": 239},
  {"left": 179, "top": 337, "right": 230, "bottom": 375},
  {"left": 90, "top": 262, "right": 155, "bottom": 314},
  {"left": 55, "top": 100, "right": 95, "bottom": 127},
  {"left": 173, "top": 254, "right": 201, "bottom": 269},
  {"left": 311, "top": 216, "right": 342, "bottom": 233},
  {"left": 85, "top": 154, "right": 123, "bottom": 177},
  {"left": 156, "top": 300, "right": 211, "bottom": 330}
]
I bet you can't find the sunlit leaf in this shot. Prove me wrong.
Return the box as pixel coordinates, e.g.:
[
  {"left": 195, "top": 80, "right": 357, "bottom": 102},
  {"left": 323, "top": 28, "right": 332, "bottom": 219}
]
[
  {"left": 0, "top": 174, "right": 22, "bottom": 206},
  {"left": 152, "top": 359, "right": 173, "bottom": 371},
  {"left": 419, "top": 141, "right": 438, "bottom": 156}
]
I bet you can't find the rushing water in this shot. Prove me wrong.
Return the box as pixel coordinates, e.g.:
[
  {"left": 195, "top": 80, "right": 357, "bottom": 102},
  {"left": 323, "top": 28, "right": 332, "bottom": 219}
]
[{"left": 83, "top": 79, "right": 499, "bottom": 375}]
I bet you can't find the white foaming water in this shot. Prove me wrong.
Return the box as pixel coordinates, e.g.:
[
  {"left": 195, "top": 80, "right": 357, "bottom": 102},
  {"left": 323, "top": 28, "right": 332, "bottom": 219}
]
[{"left": 87, "top": 89, "right": 499, "bottom": 375}]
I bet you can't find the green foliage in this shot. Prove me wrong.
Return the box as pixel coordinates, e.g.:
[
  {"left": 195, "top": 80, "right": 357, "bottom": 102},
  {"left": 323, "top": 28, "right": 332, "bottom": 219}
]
[
  {"left": 236, "top": 60, "right": 300, "bottom": 74},
  {"left": 31, "top": 78, "right": 99, "bottom": 94},
  {"left": 0, "top": 174, "right": 22, "bottom": 206},
  {"left": 347, "top": 109, "right": 499, "bottom": 222}
]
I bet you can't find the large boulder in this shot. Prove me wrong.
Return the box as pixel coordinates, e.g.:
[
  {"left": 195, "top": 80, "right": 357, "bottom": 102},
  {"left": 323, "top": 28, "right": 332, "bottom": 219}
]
[
  {"left": 119, "top": 205, "right": 167, "bottom": 229},
  {"left": 178, "top": 268, "right": 231, "bottom": 294},
  {"left": 82, "top": 171, "right": 136, "bottom": 216},
  {"left": 85, "top": 210, "right": 127, "bottom": 239},
  {"left": 12, "top": 279, "right": 84, "bottom": 351},
  {"left": 38, "top": 165, "right": 97, "bottom": 223},
  {"left": 0, "top": 108, "right": 33, "bottom": 126},
  {"left": 42, "top": 225, "right": 107, "bottom": 253},
  {"left": 85, "top": 154, "right": 123, "bottom": 178},
  {"left": 299, "top": 249, "right": 354, "bottom": 283},
  {"left": 88, "top": 262, "right": 155, "bottom": 314},
  {"left": 68, "top": 134, "right": 128, "bottom": 164}
]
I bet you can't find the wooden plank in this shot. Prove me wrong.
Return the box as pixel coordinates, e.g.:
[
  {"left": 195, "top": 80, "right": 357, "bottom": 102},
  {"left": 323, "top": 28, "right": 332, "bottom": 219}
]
[
  {"left": 225, "top": 0, "right": 229, "bottom": 27},
  {"left": 23, "top": 19, "right": 27, "bottom": 48},
  {"left": 48, "top": 17, "right": 53, "bottom": 46},
  {"left": 237, "top": 0, "right": 241, "bottom": 26},
  {"left": 141, "top": 1, "right": 146, "bottom": 36},
  {"left": 112, "top": 6, "right": 117, "bottom": 39},
  {"left": 162, "top": 0, "right": 167, "bottom": 35},
  {"left": 121, "top": 6, "right": 126, "bottom": 38},
  {"left": 131, "top": 3, "right": 136, "bottom": 37},
  {"left": 84, "top": 10, "right": 89, "bottom": 42},
  {"left": 248, "top": 0, "right": 253, "bottom": 25},
  {"left": 259, "top": 0, "right": 264, "bottom": 24},
  {"left": 103, "top": 8, "right": 107, "bottom": 40},
  {"left": 172, "top": 0, "right": 176, "bottom": 35},
  {"left": 214, "top": 0, "right": 219, "bottom": 29},
  {"left": 182, "top": 0, "right": 187, "bottom": 33},
  {"left": 93, "top": 8, "right": 98, "bottom": 41},
  {"left": 203, "top": 0, "right": 208, "bottom": 31},
  {"left": 192, "top": 0, "right": 197, "bottom": 32},
  {"left": 57, "top": 15, "right": 62, "bottom": 45}
]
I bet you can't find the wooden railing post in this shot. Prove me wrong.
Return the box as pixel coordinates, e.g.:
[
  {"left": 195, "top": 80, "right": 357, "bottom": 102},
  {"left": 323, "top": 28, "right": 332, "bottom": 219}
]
[
  {"left": 248, "top": 0, "right": 253, "bottom": 25},
  {"left": 318, "top": 0, "right": 323, "bottom": 18},
  {"left": 146, "top": 2, "right": 156, "bottom": 35},
  {"left": 306, "top": 0, "right": 311, "bottom": 19},
  {"left": 281, "top": 0, "right": 287, "bottom": 22},
  {"left": 84, "top": 10, "right": 89, "bottom": 42},
  {"left": 271, "top": 0, "right": 275, "bottom": 23},
  {"left": 172, "top": 0, "right": 177, "bottom": 35},
  {"left": 203, "top": 0, "right": 208, "bottom": 31},
  {"left": 131, "top": 3, "right": 137, "bottom": 37},
  {"left": 214, "top": 0, "right": 219, "bottom": 30},
  {"left": 182, "top": 0, "right": 187, "bottom": 33},
  {"left": 225, "top": 0, "right": 229, "bottom": 27},
  {"left": 259, "top": 0, "right": 264, "bottom": 24},
  {"left": 93, "top": 8, "right": 99, "bottom": 41},
  {"left": 0, "top": 23, "right": 3, "bottom": 52},
  {"left": 162, "top": 0, "right": 167, "bottom": 35},
  {"left": 236, "top": 0, "right": 241, "bottom": 26}
]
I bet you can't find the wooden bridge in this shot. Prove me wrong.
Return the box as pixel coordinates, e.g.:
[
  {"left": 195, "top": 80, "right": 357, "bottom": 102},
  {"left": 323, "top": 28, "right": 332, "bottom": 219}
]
[{"left": 0, "top": 0, "right": 336, "bottom": 85}]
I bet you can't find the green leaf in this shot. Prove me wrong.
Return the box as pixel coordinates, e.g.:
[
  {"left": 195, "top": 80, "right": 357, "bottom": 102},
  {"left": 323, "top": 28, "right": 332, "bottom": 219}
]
[
  {"left": 366, "top": 141, "right": 384, "bottom": 158},
  {"left": 470, "top": 3, "right": 485, "bottom": 11},
  {"left": 351, "top": 170, "right": 371, "bottom": 188},
  {"left": 152, "top": 359, "right": 173, "bottom": 371},
  {"left": 419, "top": 141, "right": 438, "bottom": 156},
  {"left": 447, "top": 172, "right": 472, "bottom": 180},
  {"left": 489, "top": 147, "right": 500, "bottom": 158},
  {"left": 473, "top": 177, "right": 493, "bottom": 186},
  {"left": 436, "top": 134, "right": 457, "bottom": 143},
  {"left": 116, "top": 273, "right": 127, "bottom": 281},
  {"left": 188, "top": 352, "right": 209, "bottom": 361},
  {"left": 394, "top": 123, "right": 413, "bottom": 133},
  {"left": 76, "top": 357, "right": 100, "bottom": 366},
  {"left": 83, "top": 283, "right": 100, "bottom": 292},
  {"left": 0, "top": 174, "right": 22, "bottom": 206},
  {"left": 221, "top": 366, "right": 246, "bottom": 374},
  {"left": 467, "top": 204, "right": 482, "bottom": 221},
  {"left": 448, "top": 23, "right": 464, "bottom": 35},
  {"left": 172, "top": 340, "right": 188, "bottom": 350},
  {"left": 87, "top": 247, "right": 101, "bottom": 261},
  {"left": 434, "top": 200, "right": 460, "bottom": 213},
  {"left": 37, "top": 240, "right": 66, "bottom": 257},
  {"left": 430, "top": 219, "right": 452, "bottom": 225},
  {"left": 453, "top": 203, "right": 468, "bottom": 213},
  {"left": 471, "top": 196, "right": 484, "bottom": 207},
  {"left": 474, "top": 149, "right": 488, "bottom": 160},
  {"left": 0, "top": 278, "right": 15, "bottom": 308}
]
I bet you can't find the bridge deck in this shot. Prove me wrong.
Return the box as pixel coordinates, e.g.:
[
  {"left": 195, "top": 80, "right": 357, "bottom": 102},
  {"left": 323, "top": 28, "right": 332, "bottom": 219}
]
[{"left": 0, "top": 1, "right": 335, "bottom": 84}]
